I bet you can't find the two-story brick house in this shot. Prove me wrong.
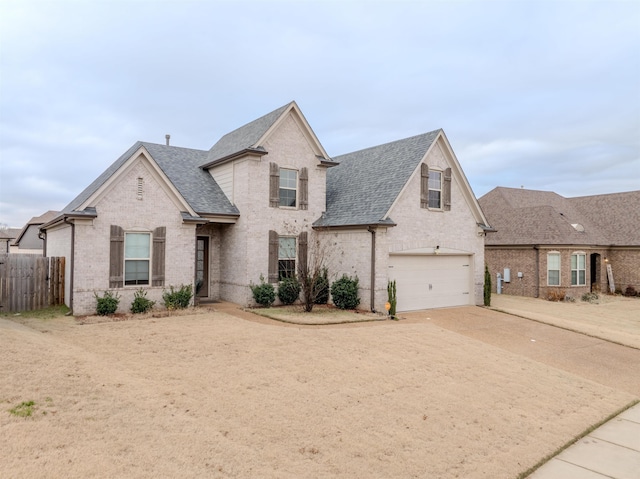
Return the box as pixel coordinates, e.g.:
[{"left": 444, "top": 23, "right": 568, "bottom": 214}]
[{"left": 41, "top": 101, "right": 491, "bottom": 315}]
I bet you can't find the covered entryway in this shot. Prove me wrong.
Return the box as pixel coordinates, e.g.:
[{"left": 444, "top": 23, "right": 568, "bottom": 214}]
[{"left": 388, "top": 254, "right": 473, "bottom": 311}]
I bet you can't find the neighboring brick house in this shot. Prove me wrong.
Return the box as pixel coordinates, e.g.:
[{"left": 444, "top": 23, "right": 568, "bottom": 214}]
[
  {"left": 41, "top": 101, "right": 491, "bottom": 315},
  {"left": 479, "top": 187, "right": 640, "bottom": 299},
  {"left": 0, "top": 227, "right": 21, "bottom": 253}
]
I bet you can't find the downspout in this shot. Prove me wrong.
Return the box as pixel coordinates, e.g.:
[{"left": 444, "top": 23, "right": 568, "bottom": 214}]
[
  {"left": 368, "top": 226, "right": 376, "bottom": 312},
  {"left": 533, "top": 245, "right": 539, "bottom": 298},
  {"left": 64, "top": 217, "right": 75, "bottom": 313},
  {"left": 38, "top": 229, "right": 46, "bottom": 257}
]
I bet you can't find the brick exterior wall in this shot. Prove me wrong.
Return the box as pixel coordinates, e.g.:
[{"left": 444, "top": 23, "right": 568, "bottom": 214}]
[
  {"left": 484, "top": 245, "right": 632, "bottom": 299},
  {"left": 217, "top": 112, "right": 329, "bottom": 306},
  {"left": 608, "top": 249, "right": 640, "bottom": 293},
  {"left": 70, "top": 158, "right": 197, "bottom": 315}
]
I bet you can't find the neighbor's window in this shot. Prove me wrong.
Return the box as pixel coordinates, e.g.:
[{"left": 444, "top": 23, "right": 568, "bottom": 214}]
[
  {"left": 571, "top": 252, "right": 586, "bottom": 286},
  {"left": 547, "top": 252, "right": 560, "bottom": 286},
  {"left": 125, "top": 232, "right": 150, "bottom": 285},
  {"left": 428, "top": 170, "right": 442, "bottom": 209},
  {"left": 278, "top": 237, "right": 296, "bottom": 280},
  {"left": 279, "top": 169, "right": 297, "bottom": 207}
]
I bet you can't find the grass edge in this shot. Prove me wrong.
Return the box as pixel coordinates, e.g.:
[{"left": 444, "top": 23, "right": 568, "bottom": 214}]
[{"left": 515, "top": 398, "right": 640, "bottom": 479}]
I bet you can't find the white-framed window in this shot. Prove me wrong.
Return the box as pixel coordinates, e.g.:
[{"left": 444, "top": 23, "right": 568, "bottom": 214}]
[
  {"left": 571, "top": 252, "right": 586, "bottom": 286},
  {"left": 278, "top": 237, "right": 296, "bottom": 280},
  {"left": 125, "top": 232, "right": 151, "bottom": 285},
  {"left": 547, "top": 252, "right": 560, "bottom": 286},
  {"left": 279, "top": 169, "right": 298, "bottom": 207},
  {"left": 428, "top": 170, "right": 442, "bottom": 209}
]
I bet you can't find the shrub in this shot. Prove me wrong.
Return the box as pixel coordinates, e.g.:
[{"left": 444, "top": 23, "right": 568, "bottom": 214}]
[
  {"left": 546, "top": 288, "right": 566, "bottom": 302},
  {"left": 278, "top": 277, "right": 301, "bottom": 305},
  {"left": 331, "top": 274, "right": 360, "bottom": 310},
  {"left": 624, "top": 286, "right": 637, "bottom": 297},
  {"left": 163, "top": 284, "right": 193, "bottom": 310},
  {"left": 581, "top": 292, "right": 599, "bottom": 303},
  {"left": 483, "top": 264, "right": 492, "bottom": 306},
  {"left": 95, "top": 290, "right": 120, "bottom": 316},
  {"left": 250, "top": 275, "right": 276, "bottom": 307},
  {"left": 387, "top": 280, "right": 397, "bottom": 317},
  {"left": 313, "top": 267, "right": 330, "bottom": 305},
  {"left": 130, "top": 288, "right": 155, "bottom": 314}
]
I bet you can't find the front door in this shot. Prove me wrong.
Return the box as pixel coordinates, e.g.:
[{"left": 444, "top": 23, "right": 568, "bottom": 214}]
[{"left": 196, "top": 236, "right": 209, "bottom": 298}]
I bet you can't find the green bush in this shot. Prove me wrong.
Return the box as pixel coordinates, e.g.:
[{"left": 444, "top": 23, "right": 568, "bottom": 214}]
[
  {"left": 95, "top": 290, "right": 120, "bottom": 316},
  {"left": 387, "top": 280, "right": 397, "bottom": 317},
  {"left": 313, "top": 267, "right": 330, "bottom": 305},
  {"left": 163, "top": 284, "right": 193, "bottom": 310},
  {"left": 331, "top": 274, "right": 360, "bottom": 310},
  {"left": 278, "top": 277, "right": 301, "bottom": 305},
  {"left": 483, "top": 264, "right": 492, "bottom": 306},
  {"left": 250, "top": 275, "right": 276, "bottom": 307},
  {"left": 130, "top": 288, "right": 155, "bottom": 314}
]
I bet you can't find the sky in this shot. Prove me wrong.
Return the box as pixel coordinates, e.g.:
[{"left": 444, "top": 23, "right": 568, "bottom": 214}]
[{"left": 1, "top": 0, "right": 639, "bottom": 228}]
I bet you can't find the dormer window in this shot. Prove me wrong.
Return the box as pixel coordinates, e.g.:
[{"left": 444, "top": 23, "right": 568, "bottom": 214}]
[{"left": 279, "top": 169, "right": 298, "bottom": 207}]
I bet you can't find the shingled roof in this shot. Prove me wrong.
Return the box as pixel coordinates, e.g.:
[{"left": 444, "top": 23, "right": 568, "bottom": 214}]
[
  {"left": 314, "top": 130, "right": 440, "bottom": 227},
  {"left": 63, "top": 142, "right": 238, "bottom": 218},
  {"left": 479, "top": 187, "right": 640, "bottom": 246},
  {"left": 203, "top": 102, "right": 292, "bottom": 167}
]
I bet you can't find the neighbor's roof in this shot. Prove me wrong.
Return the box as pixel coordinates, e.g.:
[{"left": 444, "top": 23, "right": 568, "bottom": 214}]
[
  {"left": 63, "top": 142, "right": 239, "bottom": 218},
  {"left": 314, "top": 130, "right": 440, "bottom": 227},
  {"left": 479, "top": 187, "right": 640, "bottom": 246},
  {"left": 14, "top": 210, "right": 60, "bottom": 244}
]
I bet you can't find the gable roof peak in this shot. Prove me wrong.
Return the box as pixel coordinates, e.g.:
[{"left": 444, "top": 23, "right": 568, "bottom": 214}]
[{"left": 204, "top": 101, "right": 296, "bottom": 167}]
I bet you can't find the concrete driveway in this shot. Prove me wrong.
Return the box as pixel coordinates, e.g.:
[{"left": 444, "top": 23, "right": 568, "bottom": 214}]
[{"left": 402, "top": 303, "right": 640, "bottom": 397}]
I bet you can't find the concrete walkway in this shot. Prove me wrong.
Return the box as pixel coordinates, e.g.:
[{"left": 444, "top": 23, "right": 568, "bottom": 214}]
[{"left": 528, "top": 402, "right": 640, "bottom": 479}]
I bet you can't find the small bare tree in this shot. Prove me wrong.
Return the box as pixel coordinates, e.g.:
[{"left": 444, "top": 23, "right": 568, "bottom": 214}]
[{"left": 297, "top": 230, "right": 331, "bottom": 312}]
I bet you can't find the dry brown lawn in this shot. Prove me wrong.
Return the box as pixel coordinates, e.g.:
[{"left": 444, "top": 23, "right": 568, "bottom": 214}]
[{"left": 1, "top": 300, "right": 637, "bottom": 478}]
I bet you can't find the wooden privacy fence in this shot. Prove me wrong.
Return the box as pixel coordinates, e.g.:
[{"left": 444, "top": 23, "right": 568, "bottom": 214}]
[{"left": 0, "top": 254, "right": 65, "bottom": 313}]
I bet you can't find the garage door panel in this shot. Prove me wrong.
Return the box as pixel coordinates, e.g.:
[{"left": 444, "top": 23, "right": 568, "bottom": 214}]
[{"left": 389, "top": 255, "right": 472, "bottom": 311}]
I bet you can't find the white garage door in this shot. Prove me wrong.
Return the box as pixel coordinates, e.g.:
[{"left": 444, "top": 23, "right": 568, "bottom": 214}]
[{"left": 388, "top": 255, "right": 473, "bottom": 311}]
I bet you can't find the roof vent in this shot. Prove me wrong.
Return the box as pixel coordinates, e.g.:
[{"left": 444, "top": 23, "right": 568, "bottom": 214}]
[
  {"left": 571, "top": 223, "right": 584, "bottom": 232},
  {"left": 165, "top": 134, "right": 170, "bottom": 146}
]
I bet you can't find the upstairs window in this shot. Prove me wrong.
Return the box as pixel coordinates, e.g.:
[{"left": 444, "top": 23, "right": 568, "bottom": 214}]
[
  {"left": 428, "top": 170, "right": 442, "bottom": 209},
  {"left": 547, "top": 252, "right": 560, "bottom": 286},
  {"left": 571, "top": 253, "right": 586, "bottom": 286},
  {"left": 125, "top": 232, "right": 150, "bottom": 285},
  {"left": 279, "top": 169, "right": 298, "bottom": 207},
  {"left": 270, "top": 163, "right": 307, "bottom": 209}
]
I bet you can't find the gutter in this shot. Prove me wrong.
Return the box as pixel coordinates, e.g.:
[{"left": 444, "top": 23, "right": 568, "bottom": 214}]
[{"left": 368, "top": 226, "right": 376, "bottom": 312}]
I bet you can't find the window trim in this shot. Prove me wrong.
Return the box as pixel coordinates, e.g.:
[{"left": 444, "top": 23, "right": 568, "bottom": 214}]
[
  {"left": 428, "top": 169, "right": 443, "bottom": 209},
  {"left": 547, "top": 252, "right": 560, "bottom": 286},
  {"left": 571, "top": 252, "right": 586, "bottom": 286},
  {"left": 124, "top": 231, "right": 152, "bottom": 286},
  {"left": 278, "top": 168, "right": 298, "bottom": 208}
]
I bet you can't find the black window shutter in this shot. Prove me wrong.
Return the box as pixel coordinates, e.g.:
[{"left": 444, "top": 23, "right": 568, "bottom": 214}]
[
  {"left": 109, "top": 225, "right": 124, "bottom": 288},
  {"left": 297, "top": 231, "right": 308, "bottom": 278},
  {"left": 152, "top": 226, "right": 166, "bottom": 286},
  {"left": 299, "top": 167, "right": 308, "bottom": 210},
  {"left": 268, "top": 230, "right": 279, "bottom": 283},
  {"left": 269, "top": 162, "right": 280, "bottom": 208},
  {"left": 420, "top": 163, "right": 430, "bottom": 209},
  {"left": 443, "top": 167, "right": 452, "bottom": 211}
]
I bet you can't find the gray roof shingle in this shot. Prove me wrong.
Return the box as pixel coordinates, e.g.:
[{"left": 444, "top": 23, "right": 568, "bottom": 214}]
[
  {"left": 204, "top": 102, "right": 293, "bottom": 166},
  {"left": 63, "top": 142, "right": 238, "bottom": 217},
  {"left": 314, "top": 130, "right": 440, "bottom": 227},
  {"left": 479, "top": 187, "right": 640, "bottom": 246}
]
